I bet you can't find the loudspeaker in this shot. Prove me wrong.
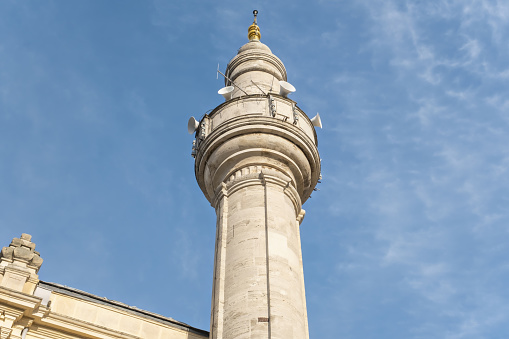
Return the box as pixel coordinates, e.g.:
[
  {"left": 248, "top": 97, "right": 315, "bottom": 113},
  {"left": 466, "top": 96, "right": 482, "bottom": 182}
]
[
  {"left": 187, "top": 116, "right": 199, "bottom": 134},
  {"left": 310, "top": 113, "right": 322, "bottom": 129},
  {"left": 279, "top": 81, "right": 296, "bottom": 97},
  {"left": 218, "top": 86, "right": 234, "bottom": 100}
]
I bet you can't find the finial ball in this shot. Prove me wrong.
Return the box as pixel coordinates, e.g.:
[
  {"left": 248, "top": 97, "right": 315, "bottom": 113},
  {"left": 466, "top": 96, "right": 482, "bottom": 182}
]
[{"left": 248, "top": 10, "right": 261, "bottom": 41}]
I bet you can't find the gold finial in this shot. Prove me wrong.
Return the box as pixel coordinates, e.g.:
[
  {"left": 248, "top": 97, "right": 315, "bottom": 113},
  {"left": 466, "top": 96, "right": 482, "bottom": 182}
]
[{"left": 248, "top": 10, "right": 261, "bottom": 41}]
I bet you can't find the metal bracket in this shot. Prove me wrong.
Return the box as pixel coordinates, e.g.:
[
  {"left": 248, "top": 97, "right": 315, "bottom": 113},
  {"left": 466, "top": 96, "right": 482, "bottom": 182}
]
[
  {"left": 191, "top": 139, "right": 197, "bottom": 158},
  {"left": 200, "top": 120, "right": 207, "bottom": 139},
  {"left": 292, "top": 103, "right": 299, "bottom": 125},
  {"left": 269, "top": 95, "right": 276, "bottom": 117}
]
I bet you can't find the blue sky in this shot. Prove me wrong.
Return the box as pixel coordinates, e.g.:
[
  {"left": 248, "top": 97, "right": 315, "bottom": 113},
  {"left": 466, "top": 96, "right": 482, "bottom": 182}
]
[{"left": 1, "top": 1, "right": 509, "bottom": 338}]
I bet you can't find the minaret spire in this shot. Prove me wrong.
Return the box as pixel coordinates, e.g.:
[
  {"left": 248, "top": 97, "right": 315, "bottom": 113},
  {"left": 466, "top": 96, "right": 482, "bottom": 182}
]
[{"left": 248, "top": 10, "right": 261, "bottom": 41}]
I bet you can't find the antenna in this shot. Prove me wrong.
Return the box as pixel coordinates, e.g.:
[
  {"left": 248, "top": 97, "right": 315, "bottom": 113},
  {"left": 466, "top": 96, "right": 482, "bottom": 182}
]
[
  {"left": 217, "top": 68, "right": 248, "bottom": 96},
  {"left": 251, "top": 80, "right": 266, "bottom": 95}
]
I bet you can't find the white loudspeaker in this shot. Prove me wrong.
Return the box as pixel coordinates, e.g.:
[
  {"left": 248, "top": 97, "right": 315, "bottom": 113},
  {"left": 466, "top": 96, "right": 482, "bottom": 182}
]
[
  {"left": 310, "top": 113, "right": 322, "bottom": 129},
  {"left": 187, "top": 116, "right": 199, "bottom": 134},
  {"left": 218, "top": 86, "right": 234, "bottom": 100},
  {"left": 279, "top": 81, "right": 296, "bottom": 97}
]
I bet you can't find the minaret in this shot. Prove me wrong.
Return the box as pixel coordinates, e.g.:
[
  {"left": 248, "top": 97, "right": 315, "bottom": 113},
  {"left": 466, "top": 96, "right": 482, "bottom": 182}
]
[{"left": 190, "top": 11, "right": 321, "bottom": 339}]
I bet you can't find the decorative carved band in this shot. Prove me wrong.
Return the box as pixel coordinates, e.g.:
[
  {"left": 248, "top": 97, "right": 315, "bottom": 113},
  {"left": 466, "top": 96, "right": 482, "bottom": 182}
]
[
  {"left": 212, "top": 167, "right": 302, "bottom": 215},
  {"left": 225, "top": 165, "right": 285, "bottom": 184}
]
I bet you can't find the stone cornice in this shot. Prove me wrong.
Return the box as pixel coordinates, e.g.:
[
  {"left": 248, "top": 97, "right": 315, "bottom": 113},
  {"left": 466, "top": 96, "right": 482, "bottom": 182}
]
[
  {"left": 198, "top": 110, "right": 318, "bottom": 159},
  {"left": 33, "top": 313, "right": 141, "bottom": 339},
  {"left": 226, "top": 50, "right": 287, "bottom": 85},
  {"left": 195, "top": 115, "right": 320, "bottom": 204},
  {"left": 0, "top": 286, "right": 42, "bottom": 312},
  {"left": 210, "top": 167, "right": 302, "bottom": 216},
  {"left": 225, "top": 166, "right": 287, "bottom": 186},
  {"left": 37, "top": 281, "right": 209, "bottom": 337}
]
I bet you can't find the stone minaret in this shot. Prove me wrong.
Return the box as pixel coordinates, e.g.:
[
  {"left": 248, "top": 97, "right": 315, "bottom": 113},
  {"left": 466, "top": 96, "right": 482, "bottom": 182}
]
[{"left": 191, "top": 11, "right": 320, "bottom": 339}]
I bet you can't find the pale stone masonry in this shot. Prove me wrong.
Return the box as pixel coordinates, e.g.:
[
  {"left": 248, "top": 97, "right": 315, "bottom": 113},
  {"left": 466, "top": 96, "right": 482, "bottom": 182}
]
[{"left": 192, "top": 13, "right": 320, "bottom": 339}]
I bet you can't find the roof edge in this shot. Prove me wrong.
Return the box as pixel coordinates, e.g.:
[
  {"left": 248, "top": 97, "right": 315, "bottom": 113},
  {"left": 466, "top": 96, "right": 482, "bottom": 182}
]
[{"left": 38, "top": 280, "right": 209, "bottom": 337}]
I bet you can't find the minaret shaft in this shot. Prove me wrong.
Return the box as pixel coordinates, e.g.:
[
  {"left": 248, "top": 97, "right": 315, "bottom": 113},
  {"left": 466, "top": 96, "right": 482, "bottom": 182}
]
[{"left": 210, "top": 171, "right": 308, "bottom": 339}]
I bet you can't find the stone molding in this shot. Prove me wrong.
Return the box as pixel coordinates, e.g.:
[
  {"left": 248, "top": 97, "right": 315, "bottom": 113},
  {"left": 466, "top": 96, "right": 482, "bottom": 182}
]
[
  {"left": 223, "top": 165, "right": 293, "bottom": 191},
  {"left": 0, "top": 286, "right": 44, "bottom": 339},
  {"left": 195, "top": 115, "right": 320, "bottom": 205},
  {"left": 211, "top": 167, "right": 302, "bottom": 218},
  {"left": 197, "top": 114, "right": 318, "bottom": 164},
  {"left": 226, "top": 49, "right": 287, "bottom": 86},
  {"left": 297, "top": 209, "right": 306, "bottom": 225}
]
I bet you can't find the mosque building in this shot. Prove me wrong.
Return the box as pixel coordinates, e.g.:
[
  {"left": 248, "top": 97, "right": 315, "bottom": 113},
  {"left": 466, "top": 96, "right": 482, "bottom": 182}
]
[{"left": 0, "top": 12, "right": 321, "bottom": 339}]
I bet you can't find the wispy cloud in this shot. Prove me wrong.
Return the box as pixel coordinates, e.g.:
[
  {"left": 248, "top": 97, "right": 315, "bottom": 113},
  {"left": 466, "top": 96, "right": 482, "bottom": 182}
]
[{"left": 313, "top": 1, "right": 509, "bottom": 337}]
